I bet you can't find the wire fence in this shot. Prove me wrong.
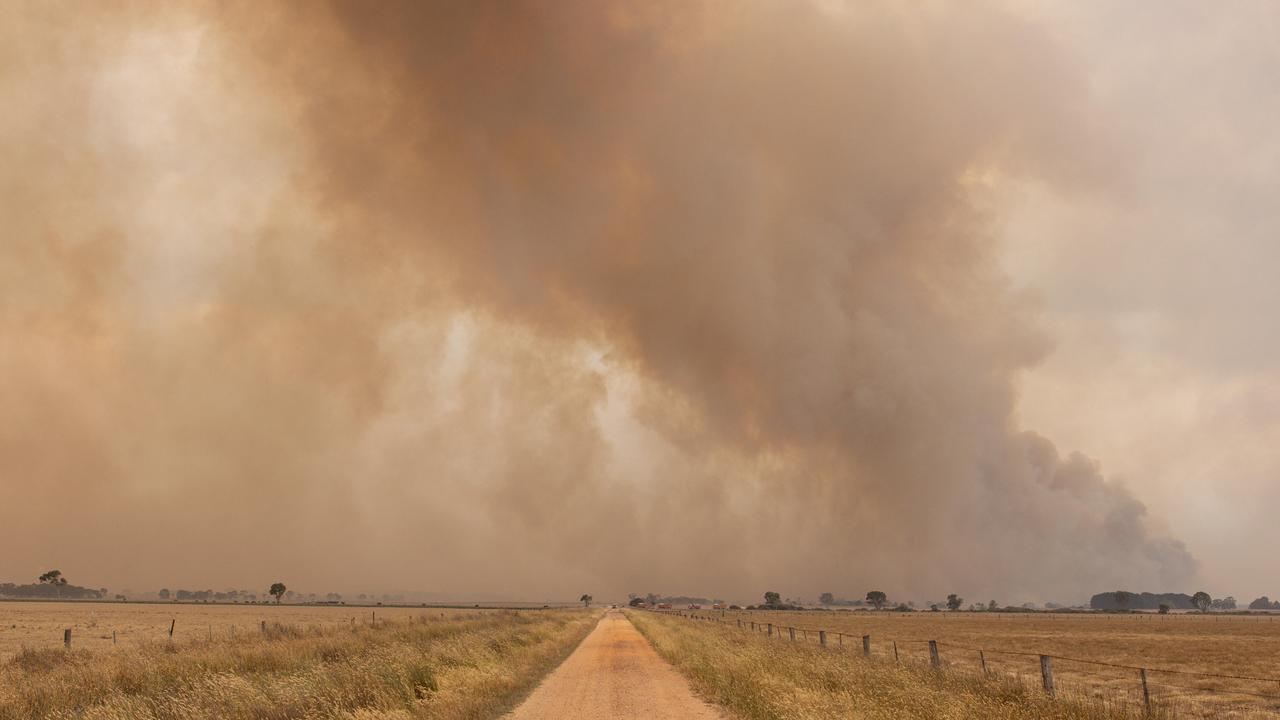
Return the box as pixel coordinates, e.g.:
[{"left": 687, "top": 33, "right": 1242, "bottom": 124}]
[{"left": 653, "top": 609, "right": 1280, "bottom": 717}]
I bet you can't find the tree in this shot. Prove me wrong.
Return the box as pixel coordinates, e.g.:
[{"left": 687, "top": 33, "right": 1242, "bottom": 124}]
[
  {"left": 159, "top": 588, "right": 170, "bottom": 600},
  {"left": 269, "top": 583, "right": 287, "bottom": 603},
  {"left": 38, "top": 570, "right": 67, "bottom": 585},
  {"left": 987, "top": 600, "right": 998, "bottom": 611},
  {"left": 1192, "top": 591, "right": 1212, "bottom": 613},
  {"left": 579, "top": 594, "right": 593, "bottom": 607},
  {"left": 819, "top": 592, "right": 835, "bottom": 606},
  {"left": 628, "top": 597, "right": 645, "bottom": 607},
  {"left": 1158, "top": 603, "right": 1171, "bottom": 614},
  {"left": 946, "top": 594, "right": 963, "bottom": 611},
  {"left": 1114, "top": 591, "right": 1132, "bottom": 611},
  {"left": 866, "top": 591, "right": 887, "bottom": 610},
  {"left": 764, "top": 591, "right": 781, "bottom": 607},
  {"left": 38, "top": 570, "right": 68, "bottom": 598}
]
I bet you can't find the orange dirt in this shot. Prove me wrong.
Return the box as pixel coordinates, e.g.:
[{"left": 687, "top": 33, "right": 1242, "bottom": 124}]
[{"left": 506, "top": 609, "right": 726, "bottom": 720}]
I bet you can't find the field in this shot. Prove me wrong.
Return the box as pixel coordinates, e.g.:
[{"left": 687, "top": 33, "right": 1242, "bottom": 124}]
[
  {"left": 7, "top": 602, "right": 1280, "bottom": 720},
  {"left": 0, "top": 601, "right": 540, "bottom": 661},
  {"left": 650, "top": 609, "right": 1280, "bottom": 718},
  {"left": 0, "top": 601, "right": 598, "bottom": 719},
  {"left": 629, "top": 609, "right": 1153, "bottom": 720}
]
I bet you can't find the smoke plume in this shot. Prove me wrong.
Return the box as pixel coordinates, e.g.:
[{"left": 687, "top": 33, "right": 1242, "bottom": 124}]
[{"left": 0, "top": 1, "right": 1195, "bottom": 602}]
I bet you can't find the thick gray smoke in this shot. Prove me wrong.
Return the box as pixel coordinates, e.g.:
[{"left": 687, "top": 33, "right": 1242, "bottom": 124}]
[{"left": 0, "top": 1, "right": 1195, "bottom": 602}]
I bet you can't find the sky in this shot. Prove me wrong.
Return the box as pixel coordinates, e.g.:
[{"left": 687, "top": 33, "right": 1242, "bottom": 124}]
[
  {"left": 1, "top": 1, "right": 1276, "bottom": 605},
  {"left": 1001, "top": 1, "right": 1280, "bottom": 602}
]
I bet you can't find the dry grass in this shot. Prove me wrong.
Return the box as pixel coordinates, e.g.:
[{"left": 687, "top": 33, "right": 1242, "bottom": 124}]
[
  {"left": 697, "top": 609, "right": 1280, "bottom": 718},
  {"left": 0, "top": 601, "right": 515, "bottom": 661},
  {"left": 0, "top": 606, "right": 598, "bottom": 719},
  {"left": 628, "top": 610, "right": 1280, "bottom": 720}
]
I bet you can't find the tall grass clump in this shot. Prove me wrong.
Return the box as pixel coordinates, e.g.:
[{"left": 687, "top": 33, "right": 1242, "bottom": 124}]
[{"left": 0, "top": 609, "right": 598, "bottom": 720}]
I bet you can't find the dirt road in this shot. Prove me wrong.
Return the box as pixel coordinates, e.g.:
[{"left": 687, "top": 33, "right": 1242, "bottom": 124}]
[{"left": 506, "top": 610, "right": 726, "bottom": 720}]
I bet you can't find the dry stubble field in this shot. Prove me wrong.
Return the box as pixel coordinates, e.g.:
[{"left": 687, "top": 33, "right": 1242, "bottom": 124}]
[
  {"left": 0, "top": 601, "right": 599, "bottom": 719},
  {"left": 0, "top": 601, "right": 518, "bottom": 661},
  {"left": 0, "top": 601, "right": 560, "bottom": 661},
  {"left": 665, "top": 609, "right": 1280, "bottom": 718}
]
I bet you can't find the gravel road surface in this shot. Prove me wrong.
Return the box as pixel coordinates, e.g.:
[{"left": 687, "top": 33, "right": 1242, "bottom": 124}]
[{"left": 506, "top": 609, "right": 726, "bottom": 719}]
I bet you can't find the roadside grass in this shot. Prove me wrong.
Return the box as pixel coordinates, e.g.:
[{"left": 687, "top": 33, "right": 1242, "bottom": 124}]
[
  {"left": 0, "top": 609, "right": 598, "bottom": 720},
  {"left": 628, "top": 610, "right": 1173, "bottom": 720}
]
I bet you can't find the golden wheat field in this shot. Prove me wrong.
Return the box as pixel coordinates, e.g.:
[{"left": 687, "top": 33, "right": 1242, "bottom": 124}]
[
  {"left": 664, "top": 609, "right": 1280, "bottom": 718},
  {"left": 0, "top": 602, "right": 598, "bottom": 720}
]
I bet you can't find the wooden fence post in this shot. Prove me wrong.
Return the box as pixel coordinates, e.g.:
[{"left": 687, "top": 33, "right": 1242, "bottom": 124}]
[
  {"left": 767, "top": 623, "right": 773, "bottom": 637},
  {"left": 1140, "top": 668, "right": 1151, "bottom": 715},
  {"left": 63, "top": 628, "right": 71, "bottom": 648},
  {"left": 893, "top": 640, "right": 899, "bottom": 662},
  {"left": 929, "top": 640, "right": 941, "bottom": 668},
  {"left": 260, "top": 620, "right": 267, "bottom": 635},
  {"left": 980, "top": 650, "right": 988, "bottom": 676},
  {"left": 1040, "top": 656, "right": 1055, "bottom": 697},
  {"left": 819, "top": 630, "right": 827, "bottom": 647},
  {"left": 862, "top": 635, "right": 871, "bottom": 657},
  {"left": 788, "top": 627, "right": 796, "bottom": 642},
  {"left": 112, "top": 630, "right": 117, "bottom": 645},
  {"left": 169, "top": 619, "right": 176, "bottom": 638}
]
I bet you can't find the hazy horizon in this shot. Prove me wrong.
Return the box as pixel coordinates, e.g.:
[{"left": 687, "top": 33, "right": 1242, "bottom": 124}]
[{"left": 3, "top": 2, "right": 1277, "bottom": 606}]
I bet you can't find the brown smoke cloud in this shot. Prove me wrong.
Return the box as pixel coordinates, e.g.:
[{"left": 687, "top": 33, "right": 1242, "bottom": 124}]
[{"left": 0, "top": 1, "right": 1195, "bottom": 602}]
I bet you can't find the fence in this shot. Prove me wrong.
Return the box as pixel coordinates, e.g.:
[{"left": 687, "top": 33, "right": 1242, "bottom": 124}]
[{"left": 654, "top": 609, "right": 1280, "bottom": 717}]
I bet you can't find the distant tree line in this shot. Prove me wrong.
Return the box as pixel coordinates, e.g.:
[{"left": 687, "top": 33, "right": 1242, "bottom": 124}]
[
  {"left": 0, "top": 571, "right": 104, "bottom": 600},
  {"left": 1092, "top": 591, "right": 1198, "bottom": 611},
  {"left": 153, "top": 585, "right": 343, "bottom": 604},
  {"left": 634, "top": 593, "right": 726, "bottom": 606},
  {"left": 750, "top": 591, "right": 918, "bottom": 612},
  {"left": 815, "top": 592, "right": 870, "bottom": 607},
  {"left": 159, "top": 589, "right": 252, "bottom": 602},
  {"left": 1091, "top": 590, "right": 1265, "bottom": 612},
  {"left": 0, "top": 582, "right": 103, "bottom": 600},
  {"left": 813, "top": 591, "right": 916, "bottom": 611}
]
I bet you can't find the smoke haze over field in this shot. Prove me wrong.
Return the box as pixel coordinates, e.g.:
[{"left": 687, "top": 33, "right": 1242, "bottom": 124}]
[{"left": 4, "top": 1, "right": 1274, "bottom": 603}]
